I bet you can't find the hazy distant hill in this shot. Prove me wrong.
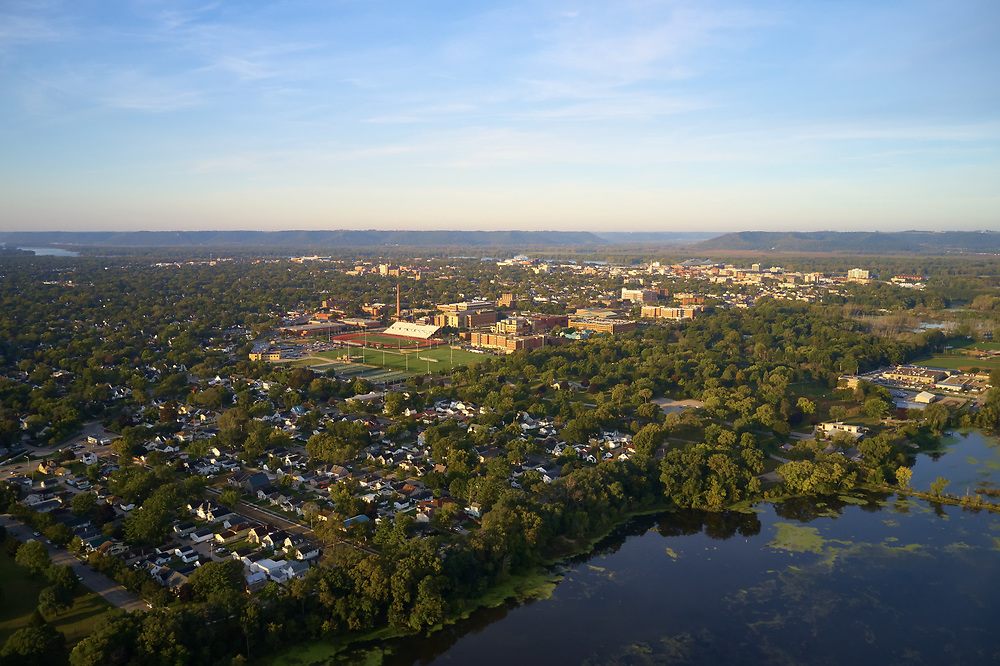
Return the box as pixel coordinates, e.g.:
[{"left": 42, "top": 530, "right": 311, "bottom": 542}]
[
  {"left": 593, "top": 231, "right": 720, "bottom": 245},
  {"left": 692, "top": 231, "right": 1000, "bottom": 254},
  {"left": 0, "top": 229, "right": 613, "bottom": 248}
]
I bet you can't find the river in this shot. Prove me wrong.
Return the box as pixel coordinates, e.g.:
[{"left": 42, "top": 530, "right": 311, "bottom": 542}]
[
  {"left": 15, "top": 246, "right": 79, "bottom": 256},
  {"left": 347, "top": 431, "right": 1000, "bottom": 665}
]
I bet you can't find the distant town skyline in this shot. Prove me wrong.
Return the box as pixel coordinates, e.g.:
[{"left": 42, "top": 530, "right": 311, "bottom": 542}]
[{"left": 1, "top": 0, "right": 998, "bottom": 232}]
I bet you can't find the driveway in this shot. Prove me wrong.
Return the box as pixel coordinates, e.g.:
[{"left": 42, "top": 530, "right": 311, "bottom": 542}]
[{"left": 1, "top": 516, "right": 148, "bottom": 613}]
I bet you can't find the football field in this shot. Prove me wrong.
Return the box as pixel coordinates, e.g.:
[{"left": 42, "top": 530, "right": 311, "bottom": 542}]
[{"left": 318, "top": 344, "right": 486, "bottom": 374}]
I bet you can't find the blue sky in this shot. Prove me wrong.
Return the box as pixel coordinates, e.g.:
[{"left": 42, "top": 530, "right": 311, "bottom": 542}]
[{"left": 1, "top": 0, "right": 998, "bottom": 232}]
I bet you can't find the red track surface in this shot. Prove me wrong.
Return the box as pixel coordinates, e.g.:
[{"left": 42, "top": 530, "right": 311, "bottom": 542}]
[{"left": 330, "top": 332, "right": 437, "bottom": 349}]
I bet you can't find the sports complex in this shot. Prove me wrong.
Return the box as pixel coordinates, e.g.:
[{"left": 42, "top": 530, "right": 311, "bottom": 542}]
[{"left": 283, "top": 322, "right": 489, "bottom": 383}]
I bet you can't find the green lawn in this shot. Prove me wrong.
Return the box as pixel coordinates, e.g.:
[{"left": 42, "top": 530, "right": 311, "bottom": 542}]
[
  {"left": 338, "top": 333, "right": 430, "bottom": 348},
  {"left": 323, "top": 345, "right": 485, "bottom": 374},
  {"left": 0, "top": 547, "right": 112, "bottom": 647},
  {"left": 911, "top": 354, "right": 1000, "bottom": 370},
  {"left": 948, "top": 340, "right": 1000, "bottom": 352},
  {"left": 789, "top": 381, "right": 837, "bottom": 400}
]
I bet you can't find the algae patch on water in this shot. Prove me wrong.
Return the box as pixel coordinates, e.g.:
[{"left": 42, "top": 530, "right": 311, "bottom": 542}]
[{"left": 767, "top": 522, "right": 827, "bottom": 554}]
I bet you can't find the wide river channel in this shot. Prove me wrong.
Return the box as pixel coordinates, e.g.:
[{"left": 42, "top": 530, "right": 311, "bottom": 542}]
[{"left": 350, "top": 431, "right": 1000, "bottom": 665}]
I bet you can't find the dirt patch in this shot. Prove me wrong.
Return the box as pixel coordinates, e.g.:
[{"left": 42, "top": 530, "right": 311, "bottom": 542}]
[{"left": 653, "top": 398, "right": 705, "bottom": 415}]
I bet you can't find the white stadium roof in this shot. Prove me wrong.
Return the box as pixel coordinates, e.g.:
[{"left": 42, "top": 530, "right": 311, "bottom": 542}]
[{"left": 384, "top": 322, "right": 442, "bottom": 340}]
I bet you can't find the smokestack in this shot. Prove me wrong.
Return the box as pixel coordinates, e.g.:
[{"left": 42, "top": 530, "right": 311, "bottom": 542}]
[{"left": 397, "top": 282, "right": 401, "bottom": 321}]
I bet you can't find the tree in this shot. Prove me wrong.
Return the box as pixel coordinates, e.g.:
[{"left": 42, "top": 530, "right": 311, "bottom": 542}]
[
  {"left": 930, "top": 476, "right": 950, "bottom": 497},
  {"left": 217, "top": 407, "right": 250, "bottom": 448},
  {"left": 829, "top": 405, "right": 848, "bottom": 422},
  {"left": 47, "top": 565, "right": 79, "bottom": 595},
  {"left": 383, "top": 392, "right": 404, "bottom": 417},
  {"left": 923, "top": 402, "right": 949, "bottom": 432},
  {"left": 894, "top": 466, "right": 912, "bottom": 489},
  {"left": 219, "top": 488, "right": 243, "bottom": 508},
  {"left": 38, "top": 585, "right": 73, "bottom": 617},
  {"left": 796, "top": 397, "right": 816, "bottom": 416},
  {"left": 15, "top": 540, "right": 50, "bottom": 576},
  {"left": 306, "top": 420, "right": 370, "bottom": 463},
  {"left": 611, "top": 383, "right": 629, "bottom": 408},
  {"left": 70, "top": 492, "right": 96, "bottom": 517},
  {"left": 1, "top": 623, "right": 66, "bottom": 666},
  {"left": 45, "top": 523, "right": 74, "bottom": 548},
  {"left": 187, "top": 559, "right": 244, "bottom": 600},
  {"left": 863, "top": 397, "right": 888, "bottom": 420}
]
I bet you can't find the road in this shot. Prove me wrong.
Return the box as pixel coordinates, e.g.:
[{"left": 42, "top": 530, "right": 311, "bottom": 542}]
[
  {"left": 1, "top": 420, "right": 115, "bottom": 482},
  {"left": 1, "top": 515, "right": 147, "bottom": 613},
  {"left": 204, "top": 487, "right": 315, "bottom": 539}
]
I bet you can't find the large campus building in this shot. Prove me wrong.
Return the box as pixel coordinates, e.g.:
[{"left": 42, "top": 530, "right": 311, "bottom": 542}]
[
  {"left": 566, "top": 317, "right": 637, "bottom": 334},
  {"left": 882, "top": 366, "right": 948, "bottom": 385},
  {"left": 279, "top": 322, "right": 349, "bottom": 338},
  {"left": 462, "top": 332, "right": 546, "bottom": 352},
  {"left": 433, "top": 310, "right": 498, "bottom": 329},
  {"left": 640, "top": 305, "right": 703, "bottom": 320}
]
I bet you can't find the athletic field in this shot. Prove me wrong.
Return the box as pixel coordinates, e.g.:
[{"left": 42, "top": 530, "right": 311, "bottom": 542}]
[
  {"left": 330, "top": 332, "right": 439, "bottom": 349},
  {"left": 317, "top": 344, "right": 486, "bottom": 374}
]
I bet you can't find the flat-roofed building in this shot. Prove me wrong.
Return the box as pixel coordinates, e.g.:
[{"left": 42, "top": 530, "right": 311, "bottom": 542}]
[
  {"left": 883, "top": 366, "right": 948, "bottom": 385},
  {"left": 820, "top": 422, "right": 867, "bottom": 438},
  {"left": 463, "top": 332, "right": 545, "bottom": 352},
  {"left": 675, "top": 293, "right": 705, "bottom": 306},
  {"left": 249, "top": 344, "right": 283, "bottom": 361},
  {"left": 567, "top": 317, "right": 637, "bottom": 334},
  {"left": 526, "top": 314, "right": 569, "bottom": 331},
  {"left": 433, "top": 310, "right": 497, "bottom": 329},
  {"left": 641, "top": 305, "right": 703, "bottom": 320},
  {"left": 621, "top": 287, "right": 658, "bottom": 303},
  {"left": 437, "top": 300, "right": 495, "bottom": 313},
  {"left": 495, "top": 317, "right": 531, "bottom": 335},
  {"left": 362, "top": 303, "right": 388, "bottom": 317},
  {"left": 280, "top": 322, "right": 349, "bottom": 338}
]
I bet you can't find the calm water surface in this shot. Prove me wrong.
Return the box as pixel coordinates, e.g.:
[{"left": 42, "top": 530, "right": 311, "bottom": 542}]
[
  {"left": 356, "top": 433, "right": 1000, "bottom": 665},
  {"left": 16, "top": 246, "right": 79, "bottom": 256}
]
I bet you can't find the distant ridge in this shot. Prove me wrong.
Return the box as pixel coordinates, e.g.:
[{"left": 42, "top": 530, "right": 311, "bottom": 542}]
[
  {"left": 3, "top": 229, "right": 995, "bottom": 254},
  {"left": 691, "top": 231, "right": 1000, "bottom": 254},
  {"left": 593, "top": 231, "right": 719, "bottom": 244},
  {"left": 0, "top": 229, "right": 611, "bottom": 248}
]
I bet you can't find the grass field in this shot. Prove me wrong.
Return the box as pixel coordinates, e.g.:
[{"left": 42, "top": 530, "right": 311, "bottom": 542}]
[
  {"left": 0, "top": 548, "right": 111, "bottom": 646},
  {"left": 321, "top": 345, "right": 486, "bottom": 374},
  {"left": 911, "top": 354, "right": 1000, "bottom": 370},
  {"left": 332, "top": 332, "right": 438, "bottom": 349},
  {"left": 788, "top": 381, "right": 837, "bottom": 399}
]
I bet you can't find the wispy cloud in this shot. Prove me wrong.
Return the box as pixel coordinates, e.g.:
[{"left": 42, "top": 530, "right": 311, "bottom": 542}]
[
  {"left": 535, "top": 3, "right": 779, "bottom": 83},
  {"left": 0, "top": 4, "right": 73, "bottom": 52},
  {"left": 792, "top": 122, "right": 1000, "bottom": 143}
]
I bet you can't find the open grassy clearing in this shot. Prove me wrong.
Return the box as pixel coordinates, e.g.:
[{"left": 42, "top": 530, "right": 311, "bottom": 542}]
[
  {"left": 948, "top": 340, "right": 1000, "bottom": 352},
  {"left": 0, "top": 548, "right": 111, "bottom": 646},
  {"left": 789, "top": 381, "right": 838, "bottom": 399},
  {"left": 911, "top": 354, "right": 1000, "bottom": 370}
]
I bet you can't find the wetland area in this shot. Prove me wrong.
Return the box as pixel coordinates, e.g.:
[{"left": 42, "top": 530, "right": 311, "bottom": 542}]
[{"left": 344, "top": 431, "right": 1000, "bottom": 665}]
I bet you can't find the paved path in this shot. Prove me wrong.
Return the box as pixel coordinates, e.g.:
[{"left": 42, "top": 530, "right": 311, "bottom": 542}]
[
  {"left": 1, "top": 516, "right": 147, "bottom": 613},
  {"left": 203, "top": 487, "right": 314, "bottom": 539}
]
